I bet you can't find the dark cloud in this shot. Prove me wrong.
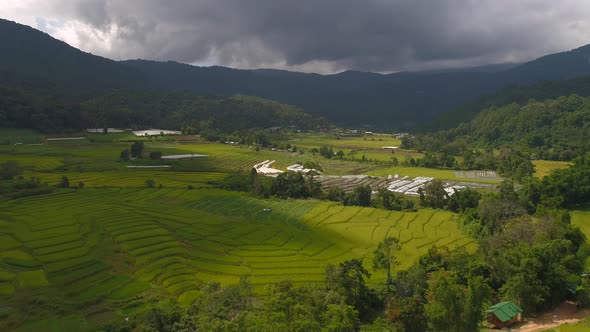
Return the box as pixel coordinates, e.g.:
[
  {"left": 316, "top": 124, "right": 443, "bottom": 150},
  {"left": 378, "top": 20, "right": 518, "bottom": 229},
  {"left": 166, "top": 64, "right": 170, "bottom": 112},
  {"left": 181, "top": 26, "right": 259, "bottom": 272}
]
[{"left": 2, "top": 0, "right": 590, "bottom": 72}]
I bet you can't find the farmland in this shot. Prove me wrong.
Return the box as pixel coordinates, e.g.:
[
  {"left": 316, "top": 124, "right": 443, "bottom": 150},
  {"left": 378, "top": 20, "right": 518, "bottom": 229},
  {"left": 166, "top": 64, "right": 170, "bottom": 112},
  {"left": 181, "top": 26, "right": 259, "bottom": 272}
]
[
  {"left": 532, "top": 160, "right": 573, "bottom": 178},
  {"left": 0, "top": 187, "right": 471, "bottom": 330},
  {"left": 0, "top": 130, "right": 486, "bottom": 329},
  {"left": 0, "top": 130, "right": 535, "bottom": 330}
]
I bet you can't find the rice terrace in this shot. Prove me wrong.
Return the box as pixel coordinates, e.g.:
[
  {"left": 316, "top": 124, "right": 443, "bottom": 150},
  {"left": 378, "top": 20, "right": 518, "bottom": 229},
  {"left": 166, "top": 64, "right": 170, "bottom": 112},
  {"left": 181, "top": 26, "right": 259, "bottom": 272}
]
[{"left": 0, "top": 129, "right": 485, "bottom": 330}]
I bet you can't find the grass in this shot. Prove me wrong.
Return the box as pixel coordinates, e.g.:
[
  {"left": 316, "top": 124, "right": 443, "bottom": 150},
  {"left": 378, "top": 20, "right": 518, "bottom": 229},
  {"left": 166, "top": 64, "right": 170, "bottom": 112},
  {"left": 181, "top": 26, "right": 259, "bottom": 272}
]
[
  {"left": 0, "top": 128, "right": 42, "bottom": 145},
  {"left": 540, "top": 317, "right": 590, "bottom": 331},
  {"left": 572, "top": 210, "right": 590, "bottom": 238},
  {"left": 533, "top": 160, "right": 572, "bottom": 178},
  {"left": 16, "top": 270, "right": 49, "bottom": 288}
]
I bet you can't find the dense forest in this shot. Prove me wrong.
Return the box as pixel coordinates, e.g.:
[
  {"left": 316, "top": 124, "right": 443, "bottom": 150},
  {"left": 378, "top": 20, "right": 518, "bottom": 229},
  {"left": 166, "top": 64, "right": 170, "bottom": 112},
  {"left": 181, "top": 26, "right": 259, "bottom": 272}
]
[
  {"left": 406, "top": 95, "right": 590, "bottom": 161},
  {"left": 0, "top": 87, "right": 324, "bottom": 133},
  {"left": 436, "top": 75, "right": 590, "bottom": 129}
]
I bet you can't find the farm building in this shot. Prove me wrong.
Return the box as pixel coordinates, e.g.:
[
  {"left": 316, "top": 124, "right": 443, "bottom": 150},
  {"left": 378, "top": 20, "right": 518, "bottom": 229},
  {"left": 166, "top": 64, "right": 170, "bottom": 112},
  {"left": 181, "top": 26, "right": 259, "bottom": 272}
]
[{"left": 485, "top": 301, "right": 523, "bottom": 329}]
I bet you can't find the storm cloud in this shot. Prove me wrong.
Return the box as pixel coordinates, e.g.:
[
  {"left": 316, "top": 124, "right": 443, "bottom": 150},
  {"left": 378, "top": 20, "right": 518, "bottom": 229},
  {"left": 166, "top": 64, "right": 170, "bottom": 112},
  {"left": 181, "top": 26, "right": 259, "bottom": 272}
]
[{"left": 2, "top": 0, "right": 590, "bottom": 73}]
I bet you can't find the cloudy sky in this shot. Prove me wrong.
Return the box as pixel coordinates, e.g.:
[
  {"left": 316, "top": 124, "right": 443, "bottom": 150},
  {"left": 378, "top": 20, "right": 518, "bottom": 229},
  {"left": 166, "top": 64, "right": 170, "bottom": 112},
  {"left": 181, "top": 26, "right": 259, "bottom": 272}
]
[{"left": 2, "top": 0, "right": 590, "bottom": 73}]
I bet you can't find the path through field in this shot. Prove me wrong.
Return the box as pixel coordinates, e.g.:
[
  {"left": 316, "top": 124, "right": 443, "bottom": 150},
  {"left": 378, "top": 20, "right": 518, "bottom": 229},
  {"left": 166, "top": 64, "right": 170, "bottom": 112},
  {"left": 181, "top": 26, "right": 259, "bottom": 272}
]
[{"left": 511, "top": 302, "right": 590, "bottom": 332}]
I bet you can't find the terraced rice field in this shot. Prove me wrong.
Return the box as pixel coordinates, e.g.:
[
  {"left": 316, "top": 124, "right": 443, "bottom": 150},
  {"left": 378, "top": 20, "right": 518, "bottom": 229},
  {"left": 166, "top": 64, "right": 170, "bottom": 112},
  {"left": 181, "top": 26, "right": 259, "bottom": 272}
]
[
  {"left": 0, "top": 188, "right": 472, "bottom": 321},
  {"left": 0, "top": 155, "right": 63, "bottom": 171},
  {"left": 24, "top": 170, "right": 227, "bottom": 188}
]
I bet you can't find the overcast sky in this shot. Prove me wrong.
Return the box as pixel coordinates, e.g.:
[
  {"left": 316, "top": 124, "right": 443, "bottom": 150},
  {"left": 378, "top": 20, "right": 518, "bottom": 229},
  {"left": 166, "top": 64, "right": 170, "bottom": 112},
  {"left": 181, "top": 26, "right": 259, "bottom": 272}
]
[{"left": 2, "top": 0, "right": 590, "bottom": 73}]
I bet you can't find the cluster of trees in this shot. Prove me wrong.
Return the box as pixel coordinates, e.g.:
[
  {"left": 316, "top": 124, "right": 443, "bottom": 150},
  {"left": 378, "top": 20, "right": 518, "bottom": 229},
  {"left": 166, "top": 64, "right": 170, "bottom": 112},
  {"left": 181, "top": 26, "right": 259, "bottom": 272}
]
[
  {"left": 325, "top": 186, "right": 415, "bottom": 211},
  {"left": 417, "top": 180, "right": 481, "bottom": 212},
  {"left": 524, "top": 154, "right": 590, "bottom": 209},
  {"left": 218, "top": 172, "right": 416, "bottom": 212},
  {"left": 0, "top": 161, "right": 54, "bottom": 199},
  {"left": 120, "top": 142, "right": 147, "bottom": 161}
]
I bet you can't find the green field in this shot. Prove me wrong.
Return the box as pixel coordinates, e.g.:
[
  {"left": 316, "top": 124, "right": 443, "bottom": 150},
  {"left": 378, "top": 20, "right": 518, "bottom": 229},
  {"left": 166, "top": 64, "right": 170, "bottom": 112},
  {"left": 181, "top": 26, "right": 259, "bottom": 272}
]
[
  {"left": 0, "top": 131, "right": 485, "bottom": 330},
  {"left": 0, "top": 129, "right": 42, "bottom": 145},
  {"left": 0, "top": 187, "right": 471, "bottom": 329},
  {"left": 533, "top": 160, "right": 573, "bottom": 178},
  {"left": 572, "top": 210, "right": 590, "bottom": 269},
  {"left": 540, "top": 317, "right": 590, "bottom": 331}
]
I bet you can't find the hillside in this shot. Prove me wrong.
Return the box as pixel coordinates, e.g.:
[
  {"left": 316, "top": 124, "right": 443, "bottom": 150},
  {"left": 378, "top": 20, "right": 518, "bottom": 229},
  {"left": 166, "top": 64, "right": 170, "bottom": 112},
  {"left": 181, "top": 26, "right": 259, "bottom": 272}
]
[
  {"left": 0, "top": 19, "right": 149, "bottom": 98},
  {"left": 411, "top": 95, "right": 590, "bottom": 161},
  {"left": 436, "top": 75, "right": 590, "bottom": 129},
  {"left": 3, "top": 19, "right": 590, "bottom": 129},
  {"left": 0, "top": 87, "right": 323, "bottom": 133},
  {"left": 120, "top": 46, "right": 590, "bottom": 129}
]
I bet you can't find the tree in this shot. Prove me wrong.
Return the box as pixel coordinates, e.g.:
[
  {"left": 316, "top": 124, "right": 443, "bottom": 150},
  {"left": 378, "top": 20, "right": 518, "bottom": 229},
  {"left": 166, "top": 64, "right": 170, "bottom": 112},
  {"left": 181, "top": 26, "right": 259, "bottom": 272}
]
[
  {"left": 424, "top": 270, "right": 463, "bottom": 332},
  {"left": 321, "top": 303, "right": 359, "bottom": 332},
  {"left": 336, "top": 150, "right": 345, "bottom": 159},
  {"left": 325, "top": 259, "right": 373, "bottom": 319},
  {"left": 445, "top": 188, "right": 481, "bottom": 213},
  {"left": 419, "top": 180, "right": 448, "bottom": 209},
  {"left": 377, "top": 189, "right": 415, "bottom": 211},
  {"left": 326, "top": 187, "right": 345, "bottom": 202},
  {"left": 463, "top": 276, "right": 491, "bottom": 332},
  {"left": 385, "top": 296, "right": 427, "bottom": 332},
  {"left": 119, "top": 149, "right": 130, "bottom": 161},
  {"left": 250, "top": 168, "right": 262, "bottom": 196},
  {"left": 78, "top": 181, "right": 85, "bottom": 189},
  {"left": 145, "top": 179, "right": 155, "bottom": 188},
  {"left": 345, "top": 185, "right": 372, "bottom": 207},
  {"left": 0, "top": 160, "right": 22, "bottom": 180},
  {"left": 149, "top": 151, "right": 162, "bottom": 160},
  {"left": 319, "top": 145, "right": 334, "bottom": 159},
  {"left": 373, "top": 237, "right": 401, "bottom": 292},
  {"left": 58, "top": 176, "right": 70, "bottom": 188},
  {"left": 131, "top": 141, "right": 144, "bottom": 158},
  {"left": 270, "top": 171, "right": 309, "bottom": 199}
]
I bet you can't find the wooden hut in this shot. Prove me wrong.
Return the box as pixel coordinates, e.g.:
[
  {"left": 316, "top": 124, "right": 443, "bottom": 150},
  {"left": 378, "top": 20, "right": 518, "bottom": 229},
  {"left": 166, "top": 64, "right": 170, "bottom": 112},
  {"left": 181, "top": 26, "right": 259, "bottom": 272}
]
[{"left": 485, "top": 301, "right": 523, "bottom": 329}]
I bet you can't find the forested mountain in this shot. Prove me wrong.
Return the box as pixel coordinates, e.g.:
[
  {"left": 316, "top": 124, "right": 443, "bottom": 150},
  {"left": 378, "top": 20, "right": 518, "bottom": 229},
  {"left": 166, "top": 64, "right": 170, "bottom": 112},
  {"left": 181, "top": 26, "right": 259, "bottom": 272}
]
[
  {"left": 2, "top": 18, "right": 590, "bottom": 129},
  {"left": 118, "top": 47, "right": 590, "bottom": 129},
  {"left": 0, "top": 19, "right": 149, "bottom": 98},
  {"left": 407, "top": 95, "right": 590, "bottom": 161}
]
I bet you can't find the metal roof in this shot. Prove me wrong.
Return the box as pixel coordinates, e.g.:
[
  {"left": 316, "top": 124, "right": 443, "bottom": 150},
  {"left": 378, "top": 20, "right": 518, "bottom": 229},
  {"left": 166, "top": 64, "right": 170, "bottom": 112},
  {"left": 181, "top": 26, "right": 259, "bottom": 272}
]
[{"left": 485, "top": 301, "right": 523, "bottom": 323}]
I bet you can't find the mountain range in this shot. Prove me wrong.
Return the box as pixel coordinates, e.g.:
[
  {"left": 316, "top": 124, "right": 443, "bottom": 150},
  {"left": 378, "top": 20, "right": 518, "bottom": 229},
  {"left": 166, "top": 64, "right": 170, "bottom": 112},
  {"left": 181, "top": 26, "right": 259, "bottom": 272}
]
[{"left": 2, "top": 18, "right": 590, "bottom": 130}]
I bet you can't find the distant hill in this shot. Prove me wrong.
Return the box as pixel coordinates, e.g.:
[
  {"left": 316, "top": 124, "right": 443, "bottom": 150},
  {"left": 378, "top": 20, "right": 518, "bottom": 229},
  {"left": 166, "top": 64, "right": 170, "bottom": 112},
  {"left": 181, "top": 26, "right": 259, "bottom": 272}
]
[{"left": 2, "top": 18, "right": 590, "bottom": 129}]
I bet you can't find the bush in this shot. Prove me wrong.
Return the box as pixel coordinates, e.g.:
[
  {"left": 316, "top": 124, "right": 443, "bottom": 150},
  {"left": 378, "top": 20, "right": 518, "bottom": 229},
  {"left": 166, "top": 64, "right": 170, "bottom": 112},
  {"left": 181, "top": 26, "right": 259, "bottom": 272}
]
[
  {"left": 0, "top": 160, "right": 22, "bottom": 180},
  {"left": 149, "top": 151, "right": 162, "bottom": 160},
  {"left": 120, "top": 149, "right": 130, "bottom": 161}
]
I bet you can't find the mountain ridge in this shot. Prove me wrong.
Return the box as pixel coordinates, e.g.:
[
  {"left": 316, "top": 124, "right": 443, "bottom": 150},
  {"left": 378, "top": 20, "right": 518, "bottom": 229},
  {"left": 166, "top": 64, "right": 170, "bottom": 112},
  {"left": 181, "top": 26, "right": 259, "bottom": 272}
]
[{"left": 2, "top": 18, "right": 590, "bottom": 129}]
